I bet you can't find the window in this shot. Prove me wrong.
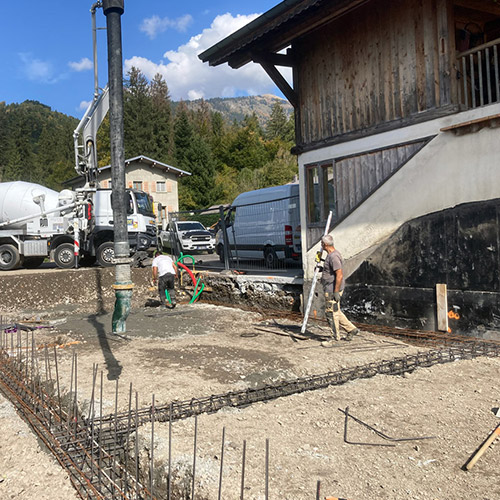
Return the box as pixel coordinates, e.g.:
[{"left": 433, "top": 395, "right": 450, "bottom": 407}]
[
  {"left": 306, "top": 166, "right": 320, "bottom": 223},
  {"left": 132, "top": 181, "right": 142, "bottom": 190},
  {"left": 306, "top": 163, "right": 336, "bottom": 225},
  {"left": 156, "top": 181, "right": 166, "bottom": 192}
]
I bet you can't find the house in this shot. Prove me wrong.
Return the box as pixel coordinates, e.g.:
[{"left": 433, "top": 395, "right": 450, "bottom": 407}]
[
  {"left": 200, "top": 0, "right": 500, "bottom": 335},
  {"left": 64, "top": 155, "right": 190, "bottom": 216}
]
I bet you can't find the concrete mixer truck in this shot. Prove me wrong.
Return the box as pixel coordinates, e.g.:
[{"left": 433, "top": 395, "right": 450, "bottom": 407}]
[
  {"left": 0, "top": 3, "right": 158, "bottom": 272},
  {"left": 0, "top": 181, "right": 156, "bottom": 271}
]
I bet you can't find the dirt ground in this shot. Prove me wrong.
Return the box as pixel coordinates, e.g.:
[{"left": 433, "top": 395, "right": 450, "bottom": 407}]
[{"left": 1, "top": 301, "right": 500, "bottom": 499}]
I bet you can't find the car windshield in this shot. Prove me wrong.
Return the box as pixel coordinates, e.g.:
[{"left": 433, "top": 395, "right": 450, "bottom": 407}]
[
  {"left": 177, "top": 222, "right": 205, "bottom": 231},
  {"left": 134, "top": 191, "right": 155, "bottom": 216}
]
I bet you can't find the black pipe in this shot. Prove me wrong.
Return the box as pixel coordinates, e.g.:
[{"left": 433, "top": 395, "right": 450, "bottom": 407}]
[{"left": 102, "top": 0, "right": 133, "bottom": 334}]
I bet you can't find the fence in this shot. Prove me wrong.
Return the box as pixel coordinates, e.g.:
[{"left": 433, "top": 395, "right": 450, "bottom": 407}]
[
  {"left": 456, "top": 37, "right": 500, "bottom": 109},
  {"left": 159, "top": 196, "right": 302, "bottom": 274}
]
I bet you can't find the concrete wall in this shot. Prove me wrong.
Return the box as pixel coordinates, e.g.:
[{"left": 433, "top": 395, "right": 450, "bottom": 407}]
[
  {"left": 299, "top": 103, "right": 500, "bottom": 279},
  {"left": 0, "top": 268, "right": 301, "bottom": 317}
]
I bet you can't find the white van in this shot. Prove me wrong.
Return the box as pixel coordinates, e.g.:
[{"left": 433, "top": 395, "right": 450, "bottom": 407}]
[{"left": 217, "top": 184, "right": 301, "bottom": 267}]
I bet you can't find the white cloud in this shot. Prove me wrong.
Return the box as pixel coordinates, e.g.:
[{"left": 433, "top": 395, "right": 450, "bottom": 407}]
[
  {"left": 69, "top": 58, "right": 93, "bottom": 72},
  {"left": 126, "top": 13, "right": 292, "bottom": 101},
  {"left": 19, "top": 53, "right": 59, "bottom": 83},
  {"left": 79, "top": 100, "right": 92, "bottom": 111},
  {"left": 140, "top": 14, "right": 193, "bottom": 39}
]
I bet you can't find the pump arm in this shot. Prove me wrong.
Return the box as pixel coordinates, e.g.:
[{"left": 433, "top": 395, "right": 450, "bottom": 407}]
[
  {"left": 73, "top": 1, "right": 109, "bottom": 187},
  {"left": 73, "top": 86, "right": 109, "bottom": 183}
]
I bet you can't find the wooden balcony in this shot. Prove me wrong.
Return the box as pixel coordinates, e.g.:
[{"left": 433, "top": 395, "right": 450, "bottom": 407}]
[{"left": 456, "top": 38, "right": 500, "bottom": 109}]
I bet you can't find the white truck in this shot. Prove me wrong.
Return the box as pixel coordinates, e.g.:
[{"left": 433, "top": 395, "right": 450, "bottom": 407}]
[
  {"left": 159, "top": 220, "right": 215, "bottom": 255},
  {"left": 217, "top": 183, "right": 301, "bottom": 267},
  {"left": 0, "top": 181, "right": 156, "bottom": 271},
  {"left": 0, "top": 4, "right": 157, "bottom": 272}
]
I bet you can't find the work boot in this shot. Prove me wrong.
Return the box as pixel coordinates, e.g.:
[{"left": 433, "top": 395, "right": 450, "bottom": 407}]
[
  {"left": 170, "top": 301, "right": 176, "bottom": 309},
  {"left": 344, "top": 328, "right": 359, "bottom": 341}
]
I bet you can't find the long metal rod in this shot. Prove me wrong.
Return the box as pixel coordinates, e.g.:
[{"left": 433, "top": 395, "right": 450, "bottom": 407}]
[
  {"left": 218, "top": 426, "right": 225, "bottom": 500},
  {"left": 240, "top": 440, "right": 246, "bottom": 500},
  {"left": 301, "top": 211, "right": 333, "bottom": 334},
  {"left": 192, "top": 415, "right": 197, "bottom": 499}
]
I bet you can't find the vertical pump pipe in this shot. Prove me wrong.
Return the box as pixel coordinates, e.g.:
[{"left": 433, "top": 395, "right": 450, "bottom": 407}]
[{"left": 102, "top": 0, "right": 133, "bottom": 334}]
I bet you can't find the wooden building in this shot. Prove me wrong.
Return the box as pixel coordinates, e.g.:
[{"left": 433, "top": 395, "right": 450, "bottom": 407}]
[{"left": 201, "top": 0, "right": 500, "bottom": 335}]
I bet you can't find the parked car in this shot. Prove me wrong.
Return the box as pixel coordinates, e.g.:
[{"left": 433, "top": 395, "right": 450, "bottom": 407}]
[
  {"left": 159, "top": 220, "right": 215, "bottom": 254},
  {"left": 216, "top": 184, "right": 301, "bottom": 267}
]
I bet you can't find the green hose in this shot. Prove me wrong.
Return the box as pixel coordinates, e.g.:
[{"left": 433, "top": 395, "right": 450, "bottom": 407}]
[{"left": 173, "top": 253, "right": 205, "bottom": 303}]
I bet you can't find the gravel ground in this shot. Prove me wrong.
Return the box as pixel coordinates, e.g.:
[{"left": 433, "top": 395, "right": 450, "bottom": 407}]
[{"left": 0, "top": 303, "right": 499, "bottom": 499}]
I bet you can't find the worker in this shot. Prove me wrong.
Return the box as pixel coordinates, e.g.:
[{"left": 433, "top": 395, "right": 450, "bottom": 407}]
[
  {"left": 319, "top": 234, "right": 359, "bottom": 345},
  {"left": 152, "top": 250, "right": 178, "bottom": 308}
]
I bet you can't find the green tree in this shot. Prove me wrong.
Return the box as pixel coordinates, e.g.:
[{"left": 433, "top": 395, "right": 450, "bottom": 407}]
[
  {"left": 222, "top": 114, "right": 270, "bottom": 172},
  {"left": 173, "top": 103, "right": 194, "bottom": 168},
  {"left": 179, "top": 134, "right": 221, "bottom": 209},
  {"left": 123, "top": 67, "right": 155, "bottom": 158},
  {"left": 149, "top": 73, "right": 172, "bottom": 162},
  {"left": 265, "top": 102, "right": 293, "bottom": 142}
]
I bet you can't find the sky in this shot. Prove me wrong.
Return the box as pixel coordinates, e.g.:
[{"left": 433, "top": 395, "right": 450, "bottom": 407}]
[{"left": 0, "top": 0, "right": 290, "bottom": 118}]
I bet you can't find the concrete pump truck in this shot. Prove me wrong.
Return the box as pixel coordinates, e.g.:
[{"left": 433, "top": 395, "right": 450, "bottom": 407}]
[{"left": 0, "top": 2, "right": 156, "bottom": 271}]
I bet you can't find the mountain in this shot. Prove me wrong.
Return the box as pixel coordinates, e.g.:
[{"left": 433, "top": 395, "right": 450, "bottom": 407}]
[{"left": 173, "top": 94, "right": 293, "bottom": 125}]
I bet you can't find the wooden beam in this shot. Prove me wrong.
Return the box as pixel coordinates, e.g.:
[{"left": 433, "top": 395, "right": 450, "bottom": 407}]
[
  {"left": 454, "top": 0, "right": 500, "bottom": 17},
  {"left": 436, "top": 283, "right": 448, "bottom": 332},
  {"left": 259, "top": 62, "right": 298, "bottom": 108},
  {"left": 436, "top": 0, "right": 452, "bottom": 106},
  {"left": 252, "top": 51, "right": 295, "bottom": 67}
]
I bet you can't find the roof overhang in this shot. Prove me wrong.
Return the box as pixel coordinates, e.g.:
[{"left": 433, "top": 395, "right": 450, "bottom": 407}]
[
  {"left": 199, "top": 0, "right": 371, "bottom": 108},
  {"left": 199, "top": 0, "right": 370, "bottom": 69}
]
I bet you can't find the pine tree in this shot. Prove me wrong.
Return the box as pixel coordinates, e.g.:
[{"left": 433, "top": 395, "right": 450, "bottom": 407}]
[
  {"left": 173, "top": 103, "right": 194, "bottom": 168},
  {"left": 265, "top": 102, "right": 294, "bottom": 142},
  {"left": 149, "top": 73, "right": 172, "bottom": 162},
  {"left": 123, "top": 67, "right": 155, "bottom": 158},
  {"left": 179, "top": 134, "right": 221, "bottom": 209}
]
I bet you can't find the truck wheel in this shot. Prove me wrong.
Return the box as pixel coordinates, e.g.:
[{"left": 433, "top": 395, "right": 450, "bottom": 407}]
[
  {"left": 264, "top": 247, "right": 278, "bottom": 268},
  {"left": 23, "top": 257, "right": 45, "bottom": 269},
  {"left": 96, "top": 242, "right": 115, "bottom": 267},
  {"left": 0, "top": 244, "right": 21, "bottom": 271},
  {"left": 54, "top": 243, "right": 76, "bottom": 269}
]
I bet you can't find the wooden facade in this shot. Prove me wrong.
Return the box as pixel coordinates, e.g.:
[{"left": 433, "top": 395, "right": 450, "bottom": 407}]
[
  {"left": 296, "top": 0, "right": 455, "bottom": 146},
  {"left": 305, "top": 139, "right": 429, "bottom": 247}
]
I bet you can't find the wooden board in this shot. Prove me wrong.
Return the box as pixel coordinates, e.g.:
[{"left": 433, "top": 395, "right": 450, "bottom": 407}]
[{"left": 436, "top": 283, "right": 448, "bottom": 332}]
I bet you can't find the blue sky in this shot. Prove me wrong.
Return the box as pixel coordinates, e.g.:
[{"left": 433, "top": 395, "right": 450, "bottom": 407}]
[{"left": 1, "top": 0, "right": 289, "bottom": 118}]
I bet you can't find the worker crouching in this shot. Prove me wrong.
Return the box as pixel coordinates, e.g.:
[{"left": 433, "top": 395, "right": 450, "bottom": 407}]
[{"left": 152, "top": 250, "right": 178, "bottom": 308}]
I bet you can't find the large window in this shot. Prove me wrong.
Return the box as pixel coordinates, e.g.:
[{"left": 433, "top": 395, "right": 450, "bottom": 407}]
[
  {"left": 306, "top": 163, "right": 336, "bottom": 225},
  {"left": 156, "top": 181, "right": 166, "bottom": 192}
]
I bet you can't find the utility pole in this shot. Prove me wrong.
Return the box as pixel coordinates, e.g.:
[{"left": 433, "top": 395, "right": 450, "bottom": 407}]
[{"left": 102, "top": 0, "right": 133, "bottom": 334}]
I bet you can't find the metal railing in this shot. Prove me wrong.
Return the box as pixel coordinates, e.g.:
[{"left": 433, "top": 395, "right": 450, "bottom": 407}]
[
  {"left": 160, "top": 198, "right": 303, "bottom": 274},
  {"left": 456, "top": 37, "right": 500, "bottom": 109}
]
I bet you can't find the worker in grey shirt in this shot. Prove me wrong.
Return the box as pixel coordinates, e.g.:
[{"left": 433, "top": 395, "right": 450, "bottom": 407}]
[
  {"left": 152, "top": 250, "right": 178, "bottom": 308},
  {"left": 320, "top": 234, "right": 359, "bottom": 344}
]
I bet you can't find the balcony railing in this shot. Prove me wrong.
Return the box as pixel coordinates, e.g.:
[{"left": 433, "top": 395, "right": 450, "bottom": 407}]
[{"left": 456, "top": 38, "right": 500, "bottom": 109}]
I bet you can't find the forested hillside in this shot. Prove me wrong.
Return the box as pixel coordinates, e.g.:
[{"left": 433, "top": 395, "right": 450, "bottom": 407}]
[
  {"left": 173, "top": 94, "right": 293, "bottom": 126},
  {"left": 0, "top": 100, "right": 78, "bottom": 190},
  {"left": 1, "top": 68, "right": 297, "bottom": 208}
]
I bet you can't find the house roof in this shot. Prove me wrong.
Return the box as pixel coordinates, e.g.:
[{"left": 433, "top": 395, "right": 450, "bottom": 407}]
[
  {"left": 102, "top": 155, "right": 191, "bottom": 177},
  {"left": 199, "top": 0, "right": 366, "bottom": 68},
  {"left": 63, "top": 155, "right": 191, "bottom": 186}
]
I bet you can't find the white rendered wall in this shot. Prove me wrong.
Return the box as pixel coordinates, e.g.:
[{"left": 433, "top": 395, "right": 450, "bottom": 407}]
[{"left": 299, "top": 104, "right": 500, "bottom": 279}]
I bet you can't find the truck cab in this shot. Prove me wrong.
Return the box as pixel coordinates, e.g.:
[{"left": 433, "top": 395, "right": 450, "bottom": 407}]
[{"left": 84, "top": 188, "right": 157, "bottom": 266}]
